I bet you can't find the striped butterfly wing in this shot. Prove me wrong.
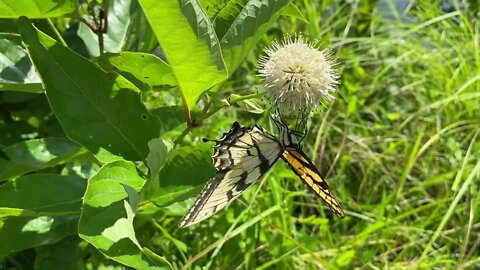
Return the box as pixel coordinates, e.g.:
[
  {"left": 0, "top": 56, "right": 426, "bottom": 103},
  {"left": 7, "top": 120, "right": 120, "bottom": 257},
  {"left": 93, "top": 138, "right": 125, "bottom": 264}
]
[
  {"left": 281, "top": 146, "right": 345, "bottom": 218},
  {"left": 179, "top": 122, "right": 283, "bottom": 227}
]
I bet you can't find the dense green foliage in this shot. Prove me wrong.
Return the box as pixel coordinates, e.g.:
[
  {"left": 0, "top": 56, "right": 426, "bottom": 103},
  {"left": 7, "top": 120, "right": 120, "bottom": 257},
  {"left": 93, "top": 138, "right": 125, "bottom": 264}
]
[{"left": 1, "top": 0, "right": 479, "bottom": 269}]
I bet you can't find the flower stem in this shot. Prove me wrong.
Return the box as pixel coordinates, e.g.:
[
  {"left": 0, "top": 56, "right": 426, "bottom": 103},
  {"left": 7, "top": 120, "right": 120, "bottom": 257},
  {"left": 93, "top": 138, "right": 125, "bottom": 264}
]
[{"left": 173, "top": 92, "right": 266, "bottom": 145}]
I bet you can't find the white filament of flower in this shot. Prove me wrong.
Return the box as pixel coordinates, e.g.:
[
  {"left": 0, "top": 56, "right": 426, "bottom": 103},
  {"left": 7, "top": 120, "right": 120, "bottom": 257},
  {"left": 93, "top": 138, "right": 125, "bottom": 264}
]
[{"left": 258, "top": 36, "right": 339, "bottom": 117}]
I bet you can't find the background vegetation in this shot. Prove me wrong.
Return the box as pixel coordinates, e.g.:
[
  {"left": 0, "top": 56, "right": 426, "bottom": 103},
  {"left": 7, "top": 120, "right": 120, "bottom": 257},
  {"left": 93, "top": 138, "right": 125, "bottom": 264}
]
[{"left": 0, "top": 0, "right": 479, "bottom": 269}]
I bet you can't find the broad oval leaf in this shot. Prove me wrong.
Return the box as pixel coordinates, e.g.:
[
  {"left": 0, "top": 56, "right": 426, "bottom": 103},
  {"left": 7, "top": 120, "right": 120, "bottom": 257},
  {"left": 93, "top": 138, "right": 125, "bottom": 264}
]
[
  {"left": 79, "top": 160, "right": 171, "bottom": 269},
  {"left": 18, "top": 17, "right": 160, "bottom": 161},
  {"left": 0, "top": 0, "right": 76, "bottom": 18},
  {"left": 139, "top": 0, "right": 228, "bottom": 109},
  {"left": 97, "top": 52, "right": 177, "bottom": 92}
]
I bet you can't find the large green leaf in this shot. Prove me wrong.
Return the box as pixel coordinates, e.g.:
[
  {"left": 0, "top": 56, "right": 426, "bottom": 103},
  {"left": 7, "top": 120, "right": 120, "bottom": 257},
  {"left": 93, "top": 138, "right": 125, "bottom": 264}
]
[
  {"left": 18, "top": 17, "right": 160, "bottom": 161},
  {"left": 220, "top": 0, "right": 290, "bottom": 74},
  {"left": 0, "top": 137, "right": 84, "bottom": 180},
  {"left": 138, "top": 0, "right": 228, "bottom": 109},
  {"left": 0, "top": 33, "right": 42, "bottom": 92},
  {"left": 0, "top": 0, "right": 76, "bottom": 18},
  {"left": 97, "top": 52, "right": 177, "bottom": 92},
  {"left": 0, "top": 174, "right": 86, "bottom": 255},
  {"left": 79, "top": 160, "right": 171, "bottom": 269}
]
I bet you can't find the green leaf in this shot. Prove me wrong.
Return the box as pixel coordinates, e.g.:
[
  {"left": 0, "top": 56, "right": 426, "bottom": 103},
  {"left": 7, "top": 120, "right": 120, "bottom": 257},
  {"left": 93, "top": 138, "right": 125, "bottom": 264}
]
[
  {"left": 78, "top": 0, "right": 136, "bottom": 56},
  {"left": 79, "top": 160, "right": 171, "bottom": 269},
  {"left": 97, "top": 52, "right": 177, "bottom": 92},
  {"left": 159, "top": 143, "right": 214, "bottom": 187},
  {"left": 146, "top": 139, "right": 174, "bottom": 181},
  {"left": 0, "top": 137, "right": 84, "bottom": 180},
  {"left": 0, "top": 33, "right": 42, "bottom": 93},
  {"left": 0, "top": 0, "right": 76, "bottom": 18},
  {"left": 139, "top": 0, "right": 228, "bottom": 109},
  {"left": 0, "top": 174, "right": 86, "bottom": 255},
  {"left": 0, "top": 174, "right": 87, "bottom": 214},
  {"left": 281, "top": 2, "right": 308, "bottom": 23},
  {"left": 0, "top": 208, "right": 36, "bottom": 218},
  {"left": 81, "top": 161, "right": 144, "bottom": 208},
  {"left": 0, "top": 82, "right": 43, "bottom": 92},
  {"left": 150, "top": 106, "right": 185, "bottom": 136},
  {"left": 18, "top": 17, "right": 160, "bottom": 161},
  {"left": 208, "top": 0, "right": 249, "bottom": 39},
  {"left": 220, "top": 0, "right": 290, "bottom": 75},
  {"left": 121, "top": 1, "right": 159, "bottom": 53},
  {"left": 233, "top": 94, "right": 265, "bottom": 114},
  {"left": 148, "top": 144, "right": 214, "bottom": 206},
  {"left": 0, "top": 216, "right": 78, "bottom": 256},
  {"left": 34, "top": 236, "right": 80, "bottom": 270},
  {"left": 101, "top": 200, "right": 141, "bottom": 249}
]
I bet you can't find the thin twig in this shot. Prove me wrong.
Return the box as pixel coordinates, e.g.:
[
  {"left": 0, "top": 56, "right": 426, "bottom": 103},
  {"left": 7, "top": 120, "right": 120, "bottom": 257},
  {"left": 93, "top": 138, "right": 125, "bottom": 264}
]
[{"left": 78, "top": 17, "right": 98, "bottom": 33}]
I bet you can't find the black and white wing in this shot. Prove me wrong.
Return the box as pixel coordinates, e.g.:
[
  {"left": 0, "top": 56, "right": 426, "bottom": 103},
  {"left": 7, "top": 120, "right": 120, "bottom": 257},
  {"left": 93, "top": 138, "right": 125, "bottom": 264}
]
[{"left": 179, "top": 122, "right": 283, "bottom": 227}]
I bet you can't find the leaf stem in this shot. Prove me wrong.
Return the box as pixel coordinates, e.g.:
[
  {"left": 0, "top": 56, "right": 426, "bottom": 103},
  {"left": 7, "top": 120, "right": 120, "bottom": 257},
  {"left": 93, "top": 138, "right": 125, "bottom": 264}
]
[
  {"left": 97, "top": 0, "right": 109, "bottom": 55},
  {"left": 97, "top": 32, "right": 104, "bottom": 55},
  {"left": 46, "top": 18, "right": 66, "bottom": 46}
]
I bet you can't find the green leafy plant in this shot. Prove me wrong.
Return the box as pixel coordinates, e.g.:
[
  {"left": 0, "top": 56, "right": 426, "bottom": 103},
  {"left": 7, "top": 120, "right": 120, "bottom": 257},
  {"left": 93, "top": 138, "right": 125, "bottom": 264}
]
[{"left": 1, "top": 0, "right": 479, "bottom": 269}]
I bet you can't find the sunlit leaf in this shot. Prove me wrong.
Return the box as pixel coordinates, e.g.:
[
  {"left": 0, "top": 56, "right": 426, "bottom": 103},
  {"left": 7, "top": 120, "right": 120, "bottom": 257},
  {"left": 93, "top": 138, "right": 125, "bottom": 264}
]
[
  {"left": 97, "top": 52, "right": 177, "bottom": 91},
  {"left": 79, "top": 160, "right": 172, "bottom": 269},
  {"left": 139, "top": 0, "right": 228, "bottom": 109},
  {"left": 0, "top": 0, "right": 76, "bottom": 18}
]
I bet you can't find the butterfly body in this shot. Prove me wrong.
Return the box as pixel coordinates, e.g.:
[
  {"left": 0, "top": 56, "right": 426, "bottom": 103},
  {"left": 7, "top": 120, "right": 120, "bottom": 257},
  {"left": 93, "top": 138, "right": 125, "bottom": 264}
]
[{"left": 179, "top": 120, "right": 344, "bottom": 228}]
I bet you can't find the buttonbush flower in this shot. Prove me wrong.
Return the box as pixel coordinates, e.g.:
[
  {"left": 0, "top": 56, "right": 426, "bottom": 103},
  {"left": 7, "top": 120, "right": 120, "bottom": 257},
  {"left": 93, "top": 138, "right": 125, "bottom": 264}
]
[{"left": 258, "top": 36, "right": 339, "bottom": 118}]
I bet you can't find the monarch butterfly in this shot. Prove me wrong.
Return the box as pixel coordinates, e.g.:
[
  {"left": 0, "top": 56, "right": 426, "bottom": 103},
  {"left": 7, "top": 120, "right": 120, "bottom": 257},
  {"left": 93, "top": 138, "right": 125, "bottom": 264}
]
[{"left": 179, "top": 117, "right": 344, "bottom": 227}]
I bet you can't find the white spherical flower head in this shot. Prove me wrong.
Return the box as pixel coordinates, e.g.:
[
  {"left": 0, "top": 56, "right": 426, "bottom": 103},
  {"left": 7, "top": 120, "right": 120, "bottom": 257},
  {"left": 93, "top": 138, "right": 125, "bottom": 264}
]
[{"left": 258, "top": 36, "right": 339, "bottom": 117}]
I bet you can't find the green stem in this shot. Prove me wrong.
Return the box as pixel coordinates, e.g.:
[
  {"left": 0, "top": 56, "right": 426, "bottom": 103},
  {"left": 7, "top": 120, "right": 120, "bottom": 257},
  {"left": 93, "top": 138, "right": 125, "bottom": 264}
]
[
  {"left": 97, "top": 32, "right": 104, "bottom": 55},
  {"left": 173, "top": 92, "right": 266, "bottom": 145},
  {"left": 46, "top": 18, "right": 66, "bottom": 46}
]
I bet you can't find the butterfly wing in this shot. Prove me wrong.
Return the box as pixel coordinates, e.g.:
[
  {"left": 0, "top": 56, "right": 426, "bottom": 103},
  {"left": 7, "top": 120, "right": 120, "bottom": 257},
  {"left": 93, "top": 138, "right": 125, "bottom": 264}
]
[
  {"left": 281, "top": 147, "right": 345, "bottom": 218},
  {"left": 179, "top": 122, "right": 283, "bottom": 227}
]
